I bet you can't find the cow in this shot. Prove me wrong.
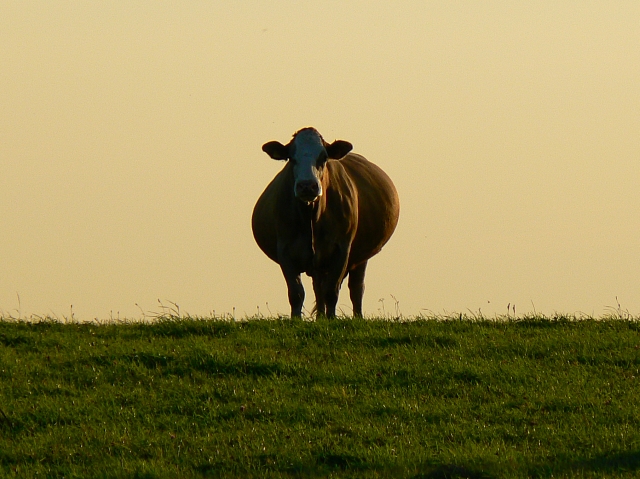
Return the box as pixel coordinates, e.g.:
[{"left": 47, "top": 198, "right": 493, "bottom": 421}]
[{"left": 252, "top": 127, "right": 399, "bottom": 318}]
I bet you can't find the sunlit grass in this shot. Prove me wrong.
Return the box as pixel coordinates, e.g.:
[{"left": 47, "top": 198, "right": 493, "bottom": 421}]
[{"left": 1, "top": 315, "right": 640, "bottom": 477}]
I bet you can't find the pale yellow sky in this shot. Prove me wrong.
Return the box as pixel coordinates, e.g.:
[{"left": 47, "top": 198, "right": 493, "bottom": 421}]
[{"left": 1, "top": 2, "right": 639, "bottom": 319}]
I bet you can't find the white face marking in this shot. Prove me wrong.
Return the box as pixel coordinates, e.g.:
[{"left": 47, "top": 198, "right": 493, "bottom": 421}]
[{"left": 291, "top": 129, "right": 326, "bottom": 201}]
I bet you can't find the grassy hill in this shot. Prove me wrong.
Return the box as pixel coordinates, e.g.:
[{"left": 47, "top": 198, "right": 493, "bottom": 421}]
[{"left": 1, "top": 315, "right": 640, "bottom": 478}]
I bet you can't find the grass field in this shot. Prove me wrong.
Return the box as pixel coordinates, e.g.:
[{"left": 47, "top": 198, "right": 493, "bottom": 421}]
[{"left": 1, "top": 315, "right": 640, "bottom": 478}]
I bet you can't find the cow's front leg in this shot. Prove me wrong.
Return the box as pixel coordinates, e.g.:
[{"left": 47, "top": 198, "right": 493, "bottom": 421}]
[{"left": 281, "top": 264, "right": 305, "bottom": 318}]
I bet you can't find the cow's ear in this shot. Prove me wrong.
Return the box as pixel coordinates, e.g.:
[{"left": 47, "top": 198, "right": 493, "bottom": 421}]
[
  {"left": 262, "top": 141, "right": 289, "bottom": 160},
  {"left": 326, "top": 140, "right": 353, "bottom": 159}
]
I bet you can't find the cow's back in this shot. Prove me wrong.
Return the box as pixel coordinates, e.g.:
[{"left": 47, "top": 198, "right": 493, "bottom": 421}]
[{"left": 333, "top": 153, "right": 400, "bottom": 267}]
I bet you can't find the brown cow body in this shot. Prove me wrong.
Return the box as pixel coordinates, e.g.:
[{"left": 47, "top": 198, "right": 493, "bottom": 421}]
[{"left": 252, "top": 128, "right": 399, "bottom": 318}]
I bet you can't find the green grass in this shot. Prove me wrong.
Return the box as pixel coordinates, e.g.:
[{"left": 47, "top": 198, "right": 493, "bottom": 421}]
[{"left": 1, "top": 316, "right": 640, "bottom": 478}]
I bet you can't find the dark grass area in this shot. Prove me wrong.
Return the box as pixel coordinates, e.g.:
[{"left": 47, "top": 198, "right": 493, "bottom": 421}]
[{"left": 1, "top": 316, "right": 640, "bottom": 477}]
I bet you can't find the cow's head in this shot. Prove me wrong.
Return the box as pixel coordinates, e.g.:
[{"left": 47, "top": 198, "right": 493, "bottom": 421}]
[{"left": 262, "top": 128, "right": 353, "bottom": 203}]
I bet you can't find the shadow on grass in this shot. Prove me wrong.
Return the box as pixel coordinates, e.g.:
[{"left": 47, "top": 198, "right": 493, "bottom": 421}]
[
  {"left": 282, "top": 458, "right": 495, "bottom": 479},
  {"left": 281, "top": 453, "right": 374, "bottom": 477},
  {"left": 411, "top": 450, "right": 640, "bottom": 479},
  {"left": 148, "top": 319, "right": 236, "bottom": 339},
  {"left": 529, "top": 450, "right": 640, "bottom": 478},
  {"left": 0, "top": 332, "right": 33, "bottom": 348},
  {"left": 195, "top": 451, "right": 374, "bottom": 478},
  {"left": 372, "top": 334, "right": 458, "bottom": 350},
  {"left": 412, "top": 464, "right": 494, "bottom": 479},
  {"left": 192, "top": 357, "right": 290, "bottom": 377},
  {"left": 84, "top": 351, "right": 293, "bottom": 379},
  {"left": 314, "top": 451, "right": 368, "bottom": 470}
]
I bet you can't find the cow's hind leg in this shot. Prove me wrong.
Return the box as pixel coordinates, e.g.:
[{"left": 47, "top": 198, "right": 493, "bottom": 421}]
[
  {"left": 348, "top": 261, "right": 367, "bottom": 317},
  {"left": 312, "top": 275, "right": 326, "bottom": 317},
  {"left": 323, "top": 265, "right": 350, "bottom": 319}
]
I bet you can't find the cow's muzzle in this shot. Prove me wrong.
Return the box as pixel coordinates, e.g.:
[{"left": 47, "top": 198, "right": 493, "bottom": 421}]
[{"left": 295, "top": 179, "right": 322, "bottom": 202}]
